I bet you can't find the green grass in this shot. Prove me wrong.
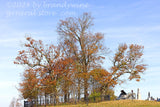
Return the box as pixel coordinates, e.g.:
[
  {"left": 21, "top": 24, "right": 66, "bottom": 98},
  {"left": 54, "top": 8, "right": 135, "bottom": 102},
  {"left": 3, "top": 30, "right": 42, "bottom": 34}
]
[{"left": 46, "top": 100, "right": 160, "bottom": 107}]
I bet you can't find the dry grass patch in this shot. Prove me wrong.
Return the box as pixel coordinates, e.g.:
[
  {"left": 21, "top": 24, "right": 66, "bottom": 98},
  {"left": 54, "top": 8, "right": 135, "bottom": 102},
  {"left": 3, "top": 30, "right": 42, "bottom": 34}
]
[{"left": 48, "top": 100, "right": 160, "bottom": 107}]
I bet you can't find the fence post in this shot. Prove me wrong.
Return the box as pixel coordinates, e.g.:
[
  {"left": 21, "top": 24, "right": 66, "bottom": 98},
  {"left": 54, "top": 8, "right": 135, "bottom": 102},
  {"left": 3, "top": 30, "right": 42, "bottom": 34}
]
[
  {"left": 131, "top": 90, "right": 133, "bottom": 101},
  {"left": 94, "top": 96, "right": 95, "bottom": 102},
  {"left": 86, "top": 93, "right": 89, "bottom": 106}
]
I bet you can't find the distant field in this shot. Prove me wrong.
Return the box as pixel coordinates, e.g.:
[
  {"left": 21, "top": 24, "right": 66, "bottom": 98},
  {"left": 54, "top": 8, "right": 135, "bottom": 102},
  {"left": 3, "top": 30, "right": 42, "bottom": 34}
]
[{"left": 48, "top": 100, "right": 160, "bottom": 107}]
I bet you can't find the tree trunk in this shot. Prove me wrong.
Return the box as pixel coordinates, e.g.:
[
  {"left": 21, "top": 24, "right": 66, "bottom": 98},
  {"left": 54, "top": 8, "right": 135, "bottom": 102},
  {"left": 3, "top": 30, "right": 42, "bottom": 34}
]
[
  {"left": 67, "top": 92, "right": 70, "bottom": 102},
  {"left": 84, "top": 78, "right": 88, "bottom": 101},
  {"left": 78, "top": 79, "right": 81, "bottom": 101},
  {"left": 44, "top": 94, "right": 47, "bottom": 107},
  {"left": 54, "top": 94, "right": 56, "bottom": 106},
  {"left": 83, "top": 65, "right": 88, "bottom": 102},
  {"left": 64, "top": 93, "right": 67, "bottom": 103}
]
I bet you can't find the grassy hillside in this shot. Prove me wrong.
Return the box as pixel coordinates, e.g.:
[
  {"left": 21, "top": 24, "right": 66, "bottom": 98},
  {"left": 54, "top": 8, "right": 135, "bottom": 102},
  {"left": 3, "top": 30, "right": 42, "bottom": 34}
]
[{"left": 51, "top": 100, "right": 160, "bottom": 107}]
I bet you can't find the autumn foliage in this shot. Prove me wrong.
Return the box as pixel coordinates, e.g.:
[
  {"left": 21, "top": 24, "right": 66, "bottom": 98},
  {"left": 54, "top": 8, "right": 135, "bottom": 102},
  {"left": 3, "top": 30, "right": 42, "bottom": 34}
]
[{"left": 14, "top": 13, "right": 147, "bottom": 105}]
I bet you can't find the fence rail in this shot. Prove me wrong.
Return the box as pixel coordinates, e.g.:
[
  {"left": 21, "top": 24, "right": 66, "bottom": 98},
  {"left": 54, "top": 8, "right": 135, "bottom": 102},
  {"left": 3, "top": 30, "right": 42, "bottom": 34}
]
[{"left": 24, "top": 95, "right": 110, "bottom": 107}]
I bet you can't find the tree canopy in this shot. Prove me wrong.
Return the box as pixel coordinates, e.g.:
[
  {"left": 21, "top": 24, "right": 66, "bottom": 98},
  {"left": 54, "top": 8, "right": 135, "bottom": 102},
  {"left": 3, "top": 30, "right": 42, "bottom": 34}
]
[{"left": 14, "top": 13, "right": 147, "bottom": 105}]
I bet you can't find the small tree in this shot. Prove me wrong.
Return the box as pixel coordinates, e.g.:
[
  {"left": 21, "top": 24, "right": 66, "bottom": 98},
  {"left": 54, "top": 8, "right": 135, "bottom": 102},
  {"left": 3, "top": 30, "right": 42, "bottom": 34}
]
[
  {"left": 9, "top": 97, "right": 22, "bottom": 107},
  {"left": 9, "top": 97, "right": 16, "bottom": 107},
  {"left": 19, "top": 68, "right": 39, "bottom": 100}
]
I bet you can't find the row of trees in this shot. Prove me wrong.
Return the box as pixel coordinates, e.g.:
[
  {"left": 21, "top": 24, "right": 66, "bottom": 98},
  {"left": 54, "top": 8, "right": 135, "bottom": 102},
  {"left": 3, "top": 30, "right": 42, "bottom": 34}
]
[{"left": 14, "top": 13, "right": 147, "bottom": 105}]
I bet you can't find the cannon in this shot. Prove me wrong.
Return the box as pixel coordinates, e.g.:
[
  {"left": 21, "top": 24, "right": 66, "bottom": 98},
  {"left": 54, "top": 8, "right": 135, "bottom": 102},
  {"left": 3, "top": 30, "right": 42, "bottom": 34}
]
[{"left": 117, "top": 90, "right": 136, "bottom": 100}]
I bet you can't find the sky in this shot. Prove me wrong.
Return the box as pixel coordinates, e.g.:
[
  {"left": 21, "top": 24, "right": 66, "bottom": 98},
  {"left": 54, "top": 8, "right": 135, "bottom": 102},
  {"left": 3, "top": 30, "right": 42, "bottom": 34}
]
[{"left": 0, "top": 0, "right": 160, "bottom": 106}]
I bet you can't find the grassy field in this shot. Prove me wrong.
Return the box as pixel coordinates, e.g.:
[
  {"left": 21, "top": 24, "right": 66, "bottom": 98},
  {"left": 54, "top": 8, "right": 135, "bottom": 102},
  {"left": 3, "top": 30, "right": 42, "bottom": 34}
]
[{"left": 49, "top": 100, "right": 160, "bottom": 107}]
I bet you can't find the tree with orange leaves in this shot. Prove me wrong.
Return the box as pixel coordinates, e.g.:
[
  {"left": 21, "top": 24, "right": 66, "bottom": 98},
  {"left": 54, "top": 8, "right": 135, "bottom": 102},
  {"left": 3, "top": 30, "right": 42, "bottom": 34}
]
[
  {"left": 89, "top": 44, "right": 146, "bottom": 97},
  {"left": 90, "top": 68, "right": 117, "bottom": 96},
  {"left": 19, "top": 68, "right": 39, "bottom": 100},
  {"left": 111, "top": 44, "right": 147, "bottom": 83},
  {"left": 14, "top": 13, "right": 147, "bottom": 105},
  {"left": 57, "top": 13, "right": 108, "bottom": 101},
  {"left": 56, "top": 13, "right": 147, "bottom": 101},
  {"left": 14, "top": 37, "right": 67, "bottom": 105}
]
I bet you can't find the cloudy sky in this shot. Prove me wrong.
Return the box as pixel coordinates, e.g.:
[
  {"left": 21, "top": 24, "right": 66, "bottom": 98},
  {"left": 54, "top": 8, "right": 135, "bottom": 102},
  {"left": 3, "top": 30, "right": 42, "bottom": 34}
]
[{"left": 0, "top": 0, "right": 160, "bottom": 106}]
